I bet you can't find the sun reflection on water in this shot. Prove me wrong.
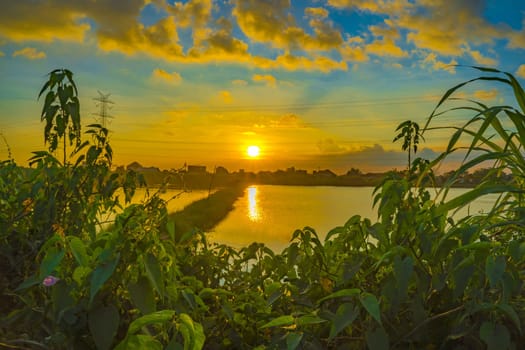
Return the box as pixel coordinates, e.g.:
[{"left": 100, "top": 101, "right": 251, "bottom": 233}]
[{"left": 247, "top": 186, "right": 261, "bottom": 222}]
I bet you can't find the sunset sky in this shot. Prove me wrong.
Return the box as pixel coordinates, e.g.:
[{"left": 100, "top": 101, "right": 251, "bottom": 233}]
[{"left": 1, "top": 0, "right": 524, "bottom": 173}]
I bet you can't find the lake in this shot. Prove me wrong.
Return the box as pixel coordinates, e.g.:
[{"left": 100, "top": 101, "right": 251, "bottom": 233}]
[{"left": 206, "top": 185, "right": 499, "bottom": 252}]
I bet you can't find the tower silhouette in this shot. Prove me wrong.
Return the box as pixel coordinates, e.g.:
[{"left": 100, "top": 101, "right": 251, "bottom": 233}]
[{"left": 93, "top": 91, "right": 114, "bottom": 128}]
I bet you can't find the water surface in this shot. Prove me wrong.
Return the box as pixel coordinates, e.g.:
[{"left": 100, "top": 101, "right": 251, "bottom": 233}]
[{"left": 209, "top": 185, "right": 499, "bottom": 251}]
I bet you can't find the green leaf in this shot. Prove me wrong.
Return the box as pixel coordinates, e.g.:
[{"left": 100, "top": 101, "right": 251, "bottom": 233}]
[
  {"left": 144, "top": 253, "right": 164, "bottom": 296},
  {"left": 497, "top": 303, "right": 521, "bottom": 334},
  {"left": 38, "top": 80, "right": 51, "bottom": 99},
  {"left": 90, "top": 254, "right": 120, "bottom": 304},
  {"left": 128, "top": 276, "right": 156, "bottom": 315},
  {"left": 88, "top": 304, "right": 120, "bottom": 350},
  {"left": 394, "top": 256, "right": 413, "bottom": 296},
  {"left": 457, "top": 241, "right": 492, "bottom": 251},
  {"left": 437, "top": 183, "right": 520, "bottom": 215},
  {"left": 115, "top": 335, "right": 163, "bottom": 350},
  {"left": 286, "top": 332, "right": 303, "bottom": 350},
  {"left": 166, "top": 220, "right": 176, "bottom": 241},
  {"left": 179, "top": 313, "right": 205, "bottom": 350},
  {"left": 69, "top": 236, "right": 89, "bottom": 266},
  {"left": 329, "top": 303, "right": 359, "bottom": 340},
  {"left": 15, "top": 275, "right": 40, "bottom": 291},
  {"left": 41, "top": 90, "right": 55, "bottom": 117},
  {"left": 453, "top": 264, "right": 475, "bottom": 299},
  {"left": 365, "top": 327, "right": 389, "bottom": 350},
  {"left": 260, "top": 315, "right": 294, "bottom": 329},
  {"left": 486, "top": 255, "right": 506, "bottom": 289},
  {"left": 480, "top": 321, "right": 510, "bottom": 350},
  {"left": 360, "top": 293, "right": 382, "bottom": 325},
  {"left": 318, "top": 288, "right": 361, "bottom": 304},
  {"left": 39, "top": 248, "right": 65, "bottom": 278},
  {"left": 296, "top": 314, "right": 327, "bottom": 326},
  {"left": 73, "top": 266, "right": 91, "bottom": 286},
  {"left": 128, "top": 310, "right": 175, "bottom": 334}
]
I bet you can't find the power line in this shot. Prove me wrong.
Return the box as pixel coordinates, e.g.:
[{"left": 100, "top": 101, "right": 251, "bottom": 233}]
[{"left": 93, "top": 91, "right": 114, "bottom": 128}]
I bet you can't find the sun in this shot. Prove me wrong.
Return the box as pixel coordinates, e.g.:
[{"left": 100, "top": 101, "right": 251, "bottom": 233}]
[{"left": 247, "top": 145, "right": 260, "bottom": 158}]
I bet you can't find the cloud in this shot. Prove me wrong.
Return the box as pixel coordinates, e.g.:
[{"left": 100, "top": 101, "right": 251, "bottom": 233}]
[
  {"left": 468, "top": 49, "right": 498, "bottom": 66},
  {"left": 270, "top": 114, "right": 306, "bottom": 128},
  {"left": 305, "top": 7, "right": 329, "bottom": 18},
  {"left": 165, "top": 0, "right": 213, "bottom": 29},
  {"left": 186, "top": 16, "right": 251, "bottom": 61},
  {"left": 516, "top": 64, "right": 525, "bottom": 79},
  {"left": 0, "top": 0, "right": 519, "bottom": 74},
  {"left": 151, "top": 68, "right": 183, "bottom": 84},
  {"left": 0, "top": 2, "right": 90, "bottom": 42},
  {"left": 232, "top": 79, "right": 248, "bottom": 86},
  {"left": 396, "top": 1, "right": 507, "bottom": 58},
  {"left": 233, "top": 0, "right": 343, "bottom": 51},
  {"left": 252, "top": 74, "right": 277, "bottom": 88},
  {"left": 12, "top": 47, "right": 46, "bottom": 59},
  {"left": 453, "top": 89, "right": 499, "bottom": 101},
  {"left": 0, "top": 51, "right": 4, "bottom": 57},
  {"left": 472, "top": 89, "right": 498, "bottom": 100},
  {"left": 316, "top": 144, "right": 441, "bottom": 172},
  {"left": 422, "top": 53, "right": 457, "bottom": 73},
  {"left": 269, "top": 53, "right": 347, "bottom": 73},
  {"left": 218, "top": 90, "right": 233, "bottom": 104},
  {"left": 339, "top": 37, "right": 368, "bottom": 62},
  {"left": 329, "top": 0, "right": 511, "bottom": 70},
  {"left": 365, "top": 22, "right": 407, "bottom": 58},
  {"left": 317, "top": 138, "right": 347, "bottom": 153},
  {"left": 97, "top": 16, "right": 184, "bottom": 60},
  {"left": 327, "top": 0, "right": 385, "bottom": 13},
  {"left": 507, "top": 23, "right": 525, "bottom": 49}
]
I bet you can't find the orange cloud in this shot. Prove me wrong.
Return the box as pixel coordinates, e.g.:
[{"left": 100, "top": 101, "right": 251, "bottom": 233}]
[
  {"left": 507, "top": 23, "right": 525, "bottom": 49},
  {"left": 151, "top": 68, "right": 183, "bottom": 84},
  {"left": 233, "top": 0, "right": 343, "bottom": 52},
  {"left": 13, "top": 47, "right": 46, "bottom": 60},
  {"left": 97, "top": 16, "right": 184, "bottom": 60},
  {"left": 516, "top": 64, "right": 525, "bottom": 79},
  {"left": 472, "top": 89, "right": 498, "bottom": 101},
  {"left": 366, "top": 38, "right": 407, "bottom": 58},
  {"left": 0, "top": 2, "right": 90, "bottom": 42},
  {"left": 329, "top": 0, "right": 511, "bottom": 69},
  {"left": 327, "top": 0, "right": 384, "bottom": 13},
  {"left": 252, "top": 74, "right": 277, "bottom": 88},
  {"left": 468, "top": 49, "right": 498, "bottom": 66},
  {"left": 339, "top": 37, "right": 368, "bottom": 62},
  {"left": 305, "top": 7, "right": 329, "bottom": 19},
  {"left": 270, "top": 53, "right": 347, "bottom": 73},
  {"left": 422, "top": 52, "right": 457, "bottom": 73}
]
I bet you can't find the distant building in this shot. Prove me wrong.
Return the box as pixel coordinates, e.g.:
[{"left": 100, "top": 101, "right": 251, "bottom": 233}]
[{"left": 187, "top": 165, "right": 207, "bottom": 173}]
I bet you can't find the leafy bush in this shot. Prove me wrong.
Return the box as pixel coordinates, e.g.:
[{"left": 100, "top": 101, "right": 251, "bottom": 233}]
[{"left": 1, "top": 67, "right": 524, "bottom": 349}]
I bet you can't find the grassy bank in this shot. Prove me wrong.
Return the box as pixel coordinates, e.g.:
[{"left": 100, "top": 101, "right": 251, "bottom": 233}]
[{"left": 167, "top": 185, "right": 245, "bottom": 239}]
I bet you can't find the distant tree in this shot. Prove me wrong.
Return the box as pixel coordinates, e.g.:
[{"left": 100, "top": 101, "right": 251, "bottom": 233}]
[
  {"left": 347, "top": 167, "right": 362, "bottom": 176},
  {"left": 393, "top": 120, "right": 424, "bottom": 170},
  {"left": 38, "top": 69, "right": 81, "bottom": 165}
]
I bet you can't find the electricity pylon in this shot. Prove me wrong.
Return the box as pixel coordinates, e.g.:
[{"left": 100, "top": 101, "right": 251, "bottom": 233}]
[{"left": 93, "top": 90, "right": 114, "bottom": 128}]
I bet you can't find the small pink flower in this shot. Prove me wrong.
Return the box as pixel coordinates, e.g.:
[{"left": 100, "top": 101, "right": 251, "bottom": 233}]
[{"left": 42, "top": 275, "right": 59, "bottom": 287}]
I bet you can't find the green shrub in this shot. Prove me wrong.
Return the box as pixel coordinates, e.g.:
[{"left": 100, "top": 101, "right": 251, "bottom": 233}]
[{"left": 1, "top": 67, "right": 524, "bottom": 349}]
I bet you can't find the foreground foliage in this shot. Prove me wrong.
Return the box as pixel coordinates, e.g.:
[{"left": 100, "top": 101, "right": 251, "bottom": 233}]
[{"left": 1, "top": 67, "right": 524, "bottom": 349}]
